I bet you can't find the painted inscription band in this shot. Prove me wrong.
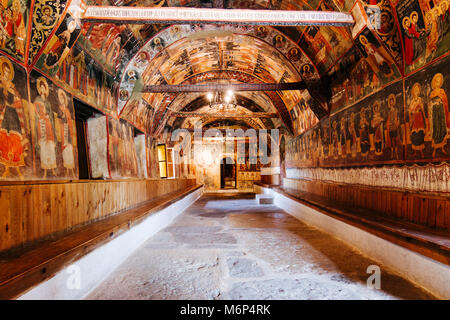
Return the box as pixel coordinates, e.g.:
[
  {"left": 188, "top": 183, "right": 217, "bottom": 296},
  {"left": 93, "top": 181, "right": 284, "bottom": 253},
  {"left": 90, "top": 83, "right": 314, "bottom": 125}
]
[{"left": 82, "top": 7, "right": 355, "bottom": 27}]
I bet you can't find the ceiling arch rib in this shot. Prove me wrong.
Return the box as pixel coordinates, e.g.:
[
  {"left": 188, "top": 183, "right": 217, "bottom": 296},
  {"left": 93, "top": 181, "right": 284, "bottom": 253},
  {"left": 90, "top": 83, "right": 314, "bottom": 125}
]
[
  {"left": 167, "top": 93, "right": 279, "bottom": 131},
  {"left": 145, "top": 69, "right": 297, "bottom": 136}
]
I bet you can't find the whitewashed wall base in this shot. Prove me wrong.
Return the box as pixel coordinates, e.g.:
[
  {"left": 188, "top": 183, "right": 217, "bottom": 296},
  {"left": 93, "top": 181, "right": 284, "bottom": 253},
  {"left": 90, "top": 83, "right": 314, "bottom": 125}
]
[
  {"left": 18, "top": 187, "right": 203, "bottom": 300},
  {"left": 263, "top": 187, "right": 450, "bottom": 299}
]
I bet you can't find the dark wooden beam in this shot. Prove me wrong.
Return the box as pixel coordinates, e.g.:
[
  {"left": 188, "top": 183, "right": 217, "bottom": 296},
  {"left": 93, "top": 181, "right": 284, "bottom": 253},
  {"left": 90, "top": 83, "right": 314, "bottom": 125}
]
[
  {"left": 82, "top": 7, "right": 355, "bottom": 27},
  {"left": 143, "top": 82, "right": 306, "bottom": 93}
]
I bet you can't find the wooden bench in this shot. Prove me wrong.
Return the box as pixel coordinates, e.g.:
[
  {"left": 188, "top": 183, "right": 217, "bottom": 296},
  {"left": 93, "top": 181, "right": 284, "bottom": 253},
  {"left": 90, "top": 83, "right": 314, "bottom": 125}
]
[
  {"left": 256, "top": 183, "right": 450, "bottom": 266},
  {"left": 0, "top": 184, "right": 202, "bottom": 300}
]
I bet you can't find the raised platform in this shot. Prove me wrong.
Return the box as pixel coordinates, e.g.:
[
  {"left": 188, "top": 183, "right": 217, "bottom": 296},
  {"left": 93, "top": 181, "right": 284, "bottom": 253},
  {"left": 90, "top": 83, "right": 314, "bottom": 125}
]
[
  {"left": 254, "top": 183, "right": 450, "bottom": 299},
  {"left": 0, "top": 184, "right": 203, "bottom": 300}
]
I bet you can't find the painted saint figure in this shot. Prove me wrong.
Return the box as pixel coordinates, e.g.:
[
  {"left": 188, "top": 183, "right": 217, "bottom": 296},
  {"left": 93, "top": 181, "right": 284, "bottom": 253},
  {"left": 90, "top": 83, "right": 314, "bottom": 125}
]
[
  {"left": 371, "top": 101, "right": 385, "bottom": 156},
  {"left": 57, "top": 89, "right": 76, "bottom": 177},
  {"left": 0, "top": 58, "right": 27, "bottom": 178},
  {"left": 429, "top": 73, "right": 448, "bottom": 157},
  {"left": 34, "top": 77, "right": 57, "bottom": 178},
  {"left": 403, "top": 17, "right": 421, "bottom": 65},
  {"left": 44, "top": 20, "right": 77, "bottom": 69},
  {"left": 409, "top": 83, "right": 427, "bottom": 157},
  {"left": 359, "top": 108, "right": 371, "bottom": 157},
  {"left": 386, "top": 94, "right": 401, "bottom": 159}
]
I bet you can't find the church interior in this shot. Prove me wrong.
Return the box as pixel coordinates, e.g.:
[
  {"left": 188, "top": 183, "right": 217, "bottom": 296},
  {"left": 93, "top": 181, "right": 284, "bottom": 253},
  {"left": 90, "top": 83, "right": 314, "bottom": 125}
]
[{"left": 0, "top": 0, "right": 449, "bottom": 300}]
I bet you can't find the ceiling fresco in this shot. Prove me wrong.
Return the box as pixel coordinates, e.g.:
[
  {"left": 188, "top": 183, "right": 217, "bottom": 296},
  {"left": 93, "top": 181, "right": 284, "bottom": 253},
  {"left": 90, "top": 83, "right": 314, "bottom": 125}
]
[
  {"left": 6, "top": 0, "right": 441, "bottom": 139},
  {"left": 117, "top": 24, "right": 319, "bottom": 112}
]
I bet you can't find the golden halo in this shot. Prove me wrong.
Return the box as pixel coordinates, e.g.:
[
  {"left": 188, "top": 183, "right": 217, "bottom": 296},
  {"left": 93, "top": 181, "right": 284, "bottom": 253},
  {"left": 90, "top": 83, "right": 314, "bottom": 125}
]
[
  {"left": 402, "top": 16, "right": 411, "bottom": 29},
  {"left": 37, "top": 76, "right": 49, "bottom": 96},
  {"left": 388, "top": 93, "right": 396, "bottom": 106},
  {"left": 0, "top": 56, "right": 14, "bottom": 81},
  {"left": 411, "top": 82, "right": 421, "bottom": 95},
  {"left": 275, "top": 35, "right": 283, "bottom": 42},
  {"left": 410, "top": 11, "right": 418, "bottom": 21},
  {"left": 359, "top": 34, "right": 368, "bottom": 45},
  {"left": 431, "top": 73, "right": 444, "bottom": 90},
  {"left": 57, "top": 88, "right": 67, "bottom": 104},
  {"left": 42, "top": 5, "right": 53, "bottom": 16}
]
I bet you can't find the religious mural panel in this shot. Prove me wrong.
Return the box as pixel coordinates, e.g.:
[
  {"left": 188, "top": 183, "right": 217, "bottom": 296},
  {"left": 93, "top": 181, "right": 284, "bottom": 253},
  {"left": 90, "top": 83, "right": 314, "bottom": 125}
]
[
  {"left": 146, "top": 135, "right": 160, "bottom": 179},
  {"left": 29, "top": 0, "right": 66, "bottom": 64},
  {"left": 396, "top": 0, "right": 449, "bottom": 74},
  {"left": 405, "top": 54, "right": 450, "bottom": 162},
  {"left": 29, "top": 70, "right": 78, "bottom": 179},
  {"left": 87, "top": 114, "right": 109, "bottom": 179},
  {"left": 0, "top": 55, "right": 32, "bottom": 179},
  {"left": 52, "top": 44, "right": 117, "bottom": 115},
  {"left": 35, "top": 11, "right": 81, "bottom": 77},
  {"left": 108, "top": 117, "right": 138, "bottom": 178},
  {"left": 287, "top": 81, "right": 406, "bottom": 168},
  {"left": 0, "top": 0, "right": 30, "bottom": 63}
]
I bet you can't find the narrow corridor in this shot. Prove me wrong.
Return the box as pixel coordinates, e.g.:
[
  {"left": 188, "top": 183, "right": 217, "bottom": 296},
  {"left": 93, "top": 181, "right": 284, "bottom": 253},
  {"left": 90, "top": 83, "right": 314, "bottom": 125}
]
[{"left": 87, "top": 194, "right": 435, "bottom": 300}]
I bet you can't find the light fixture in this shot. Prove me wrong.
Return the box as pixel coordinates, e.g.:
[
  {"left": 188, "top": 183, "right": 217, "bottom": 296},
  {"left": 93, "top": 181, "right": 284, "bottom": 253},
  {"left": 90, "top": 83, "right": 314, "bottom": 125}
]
[{"left": 207, "top": 91, "right": 237, "bottom": 111}]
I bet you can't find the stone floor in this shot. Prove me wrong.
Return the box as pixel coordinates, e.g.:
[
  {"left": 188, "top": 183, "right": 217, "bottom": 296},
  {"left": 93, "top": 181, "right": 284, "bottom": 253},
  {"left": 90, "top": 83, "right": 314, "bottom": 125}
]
[{"left": 87, "top": 193, "right": 436, "bottom": 300}]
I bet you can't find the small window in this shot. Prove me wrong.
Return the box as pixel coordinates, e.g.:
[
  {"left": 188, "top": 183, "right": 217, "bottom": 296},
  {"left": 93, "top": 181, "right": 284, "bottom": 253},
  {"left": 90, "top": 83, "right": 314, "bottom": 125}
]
[{"left": 157, "top": 144, "right": 167, "bottom": 178}]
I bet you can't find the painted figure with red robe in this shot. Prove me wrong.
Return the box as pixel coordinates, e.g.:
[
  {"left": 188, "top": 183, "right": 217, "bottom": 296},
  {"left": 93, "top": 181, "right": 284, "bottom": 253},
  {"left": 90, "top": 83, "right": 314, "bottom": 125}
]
[
  {"left": 409, "top": 82, "right": 427, "bottom": 157},
  {"left": 403, "top": 16, "right": 421, "bottom": 65},
  {"left": 0, "top": 57, "right": 27, "bottom": 178}
]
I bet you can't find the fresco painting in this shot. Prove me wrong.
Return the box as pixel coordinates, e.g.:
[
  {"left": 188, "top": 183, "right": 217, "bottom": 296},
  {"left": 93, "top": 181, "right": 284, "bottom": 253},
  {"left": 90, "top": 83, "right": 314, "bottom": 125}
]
[
  {"left": 0, "top": 0, "right": 29, "bottom": 62},
  {"left": 396, "top": 0, "right": 450, "bottom": 74},
  {"left": 35, "top": 12, "right": 81, "bottom": 77},
  {"left": 371, "top": 0, "right": 404, "bottom": 69},
  {"left": 146, "top": 135, "right": 160, "bottom": 179},
  {"left": 0, "top": 55, "right": 31, "bottom": 179},
  {"left": 29, "top": 70, "right": 78, "bottom": 179},
  {"left": 51, "top": 44, "right": 117, "bottom": 115},
  {"left": 287, "top": 81, "right": 406, "bottom": 168},
  {"left": 28, "top": 0, "right": 66, "bottom": 64},
  {"left": 405, "top": 54, "right": 450, "bottom": 161},
  {"left": 87, "top": 114, "right": 109, "bottom": 179},
  {"left": 108, "top": 117, "right": 138, "bottom": 178},
  {"left": 118, "top": 24, "right": 318, "bottom": 112}
]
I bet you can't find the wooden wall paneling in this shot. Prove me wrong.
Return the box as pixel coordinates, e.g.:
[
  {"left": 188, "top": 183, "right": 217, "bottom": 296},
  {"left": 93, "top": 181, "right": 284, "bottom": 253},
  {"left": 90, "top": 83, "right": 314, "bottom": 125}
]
[
  {"left": 0, "top": 179, "right": 197, "bottom": 253},
  {"left": 0, "top": 188, "right": 11, "bottom": 251},
  {"left": 283, "top": 178, "right": 450, "bottom": 231}
]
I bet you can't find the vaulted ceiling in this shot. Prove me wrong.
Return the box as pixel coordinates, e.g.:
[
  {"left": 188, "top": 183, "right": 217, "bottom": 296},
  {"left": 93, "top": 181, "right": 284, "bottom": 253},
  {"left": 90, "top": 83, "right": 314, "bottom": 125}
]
[{"left": 9, "top": 0, "right": 407, "bottom": 138}]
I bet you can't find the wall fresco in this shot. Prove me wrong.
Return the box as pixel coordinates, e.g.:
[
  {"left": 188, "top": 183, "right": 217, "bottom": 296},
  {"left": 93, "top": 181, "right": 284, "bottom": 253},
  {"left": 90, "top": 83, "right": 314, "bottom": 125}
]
[
  {"left": 51, "top": 44, "right": 117, "bottom": 115},
  {"left": 29, "top": 0, "right": 66, "bottom": 64},
  {"left": 0, "top": 55, "right": 31, "bottom": 179},
  {"left": 0, "top": 0, "right": 30, "bottom": 63},
  {"left": 35, "top": 11, "right": 81, "bottom": 77},
  {"left": 396, "top": 0, "right": 449, "bottom": 74},
  {"left": 29, "top": 69, "right": 78, "bottom": 179},
  {"left": 287, "top": 80, "right": 406, "bottom": 168},
  {"left": 108, "top": 117, "right": 138, "bottom": 178},
  {"left": 87, "top": 114, "right": 109, "bottom": 179},
  {"left": 405, "top": 54, "right": 450, "bottom": 161}
]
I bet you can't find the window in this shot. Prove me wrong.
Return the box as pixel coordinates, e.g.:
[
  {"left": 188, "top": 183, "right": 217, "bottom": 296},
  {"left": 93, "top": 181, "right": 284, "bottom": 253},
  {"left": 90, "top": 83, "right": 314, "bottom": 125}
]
[{"left": 157, "top": 144, "right": 167, "bottom": 178}]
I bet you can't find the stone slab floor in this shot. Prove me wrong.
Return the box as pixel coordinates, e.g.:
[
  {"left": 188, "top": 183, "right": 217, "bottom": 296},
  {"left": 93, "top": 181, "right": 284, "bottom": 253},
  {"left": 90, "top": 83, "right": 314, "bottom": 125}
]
[{"left": 87, "top": 193, "right": 436, "bottom": 300}]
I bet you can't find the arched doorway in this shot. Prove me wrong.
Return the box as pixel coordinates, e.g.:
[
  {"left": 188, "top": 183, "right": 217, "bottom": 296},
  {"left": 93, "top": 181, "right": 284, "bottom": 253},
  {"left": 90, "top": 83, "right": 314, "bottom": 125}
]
[{"left": 220, "top": 157, "right": 236, "bottom": 189}]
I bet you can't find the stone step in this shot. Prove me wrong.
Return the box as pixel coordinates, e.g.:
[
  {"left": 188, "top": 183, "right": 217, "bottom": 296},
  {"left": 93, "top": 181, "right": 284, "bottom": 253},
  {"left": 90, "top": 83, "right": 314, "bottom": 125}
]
[{"left": 255, "top": 194, "right": 274, "bottom": 204}]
